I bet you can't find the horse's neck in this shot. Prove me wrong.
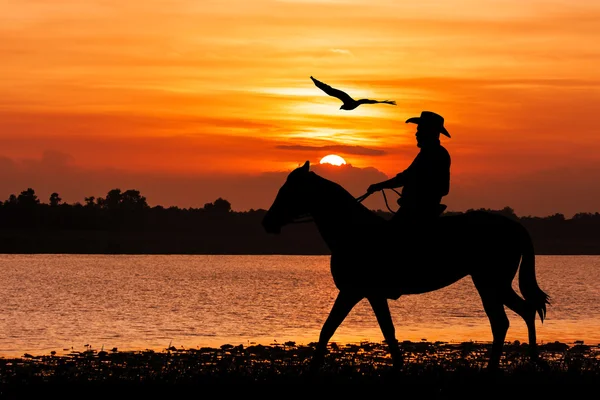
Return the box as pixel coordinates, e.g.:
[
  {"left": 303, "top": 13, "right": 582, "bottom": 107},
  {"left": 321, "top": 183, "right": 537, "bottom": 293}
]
[{"left": 308, "top": 175, "right": 371, "bottom": 250}]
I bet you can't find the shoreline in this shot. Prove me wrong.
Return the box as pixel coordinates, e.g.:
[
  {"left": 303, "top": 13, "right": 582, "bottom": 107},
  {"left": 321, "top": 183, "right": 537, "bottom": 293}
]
[
  {"left": 2, "top": 340, "right": 599, "bottom": 389},
  {"left": 2, "top": 337, "right": 598, "bottom": 360}
]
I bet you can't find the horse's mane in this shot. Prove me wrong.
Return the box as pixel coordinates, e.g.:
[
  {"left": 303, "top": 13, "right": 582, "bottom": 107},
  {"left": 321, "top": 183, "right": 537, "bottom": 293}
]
[
  {"left": 311, "top": 172, "right": 355, "bottom": 200},
  {"left": 310, "top": 172, "right": 385, "bottom": 223}
]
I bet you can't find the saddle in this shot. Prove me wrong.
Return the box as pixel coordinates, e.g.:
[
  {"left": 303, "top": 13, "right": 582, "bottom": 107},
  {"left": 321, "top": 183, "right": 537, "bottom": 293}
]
[
  {"left": 396, "top": 195, "right": 447, "bottom": 217},
  {"left": 393, "top": 202, "right": 447, "bottom": 219},
  {"left": 385, "top": 203, "right": 447, "bottom": 247}
]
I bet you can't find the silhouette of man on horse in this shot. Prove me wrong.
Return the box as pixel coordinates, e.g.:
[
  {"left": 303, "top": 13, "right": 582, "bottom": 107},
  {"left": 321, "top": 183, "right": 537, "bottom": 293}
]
[
  {"left": 262, "top": 109, "right": 550, "bottom": 372},
  {"left": 367, "top": 111, "right": 451, "bottom": 230}
]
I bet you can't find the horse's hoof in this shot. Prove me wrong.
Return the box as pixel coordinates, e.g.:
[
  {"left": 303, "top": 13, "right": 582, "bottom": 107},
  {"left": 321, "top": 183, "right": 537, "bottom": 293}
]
[
  {"left": 391, "top": 364, "right": 403, "bottom": 375},
  {"left": 534, "top": 358, "right": 550, "bottom": 372},
  {"left": 307, "top": 358, "right": 323, "bottom": 376}
]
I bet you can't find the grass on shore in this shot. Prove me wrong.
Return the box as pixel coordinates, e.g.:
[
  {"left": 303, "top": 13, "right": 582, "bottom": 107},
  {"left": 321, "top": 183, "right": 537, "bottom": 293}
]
[{"left": 1, "top": 340, "right": 599, "bottom": 397}]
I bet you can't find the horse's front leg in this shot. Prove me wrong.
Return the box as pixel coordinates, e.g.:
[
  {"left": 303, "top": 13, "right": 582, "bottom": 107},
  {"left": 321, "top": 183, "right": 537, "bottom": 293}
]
[
  {"left": 310, "top": 290, "right": 363, "bottom": 373},
  {"left": 367, "top": 296, "right": 404, "bottom": 370}
]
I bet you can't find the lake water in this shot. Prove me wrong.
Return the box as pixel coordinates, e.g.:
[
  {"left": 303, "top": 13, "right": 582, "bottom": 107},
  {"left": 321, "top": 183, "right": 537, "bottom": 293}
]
[{"left": 0, "top": 254, "right": 599, "bottom": 358}]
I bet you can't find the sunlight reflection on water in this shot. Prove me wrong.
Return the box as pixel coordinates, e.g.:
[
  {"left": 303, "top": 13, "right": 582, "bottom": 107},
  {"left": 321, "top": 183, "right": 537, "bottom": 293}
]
[{"left": 0, "top": 254, "right": 598, "bottom": 357}]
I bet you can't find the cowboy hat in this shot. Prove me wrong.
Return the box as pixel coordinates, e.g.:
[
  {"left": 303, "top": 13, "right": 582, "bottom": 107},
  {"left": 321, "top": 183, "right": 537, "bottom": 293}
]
[{"left": 406, "top": 111, "right": 450, "bottom": 138}]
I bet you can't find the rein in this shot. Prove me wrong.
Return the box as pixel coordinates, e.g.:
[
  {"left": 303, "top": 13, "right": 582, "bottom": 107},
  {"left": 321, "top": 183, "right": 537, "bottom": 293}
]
[
  {"left": 381, "top": 188, "right": 402, "bottom": 214},
  {"left": 290, "top": 188, "right": 401, "bottom": 224}
]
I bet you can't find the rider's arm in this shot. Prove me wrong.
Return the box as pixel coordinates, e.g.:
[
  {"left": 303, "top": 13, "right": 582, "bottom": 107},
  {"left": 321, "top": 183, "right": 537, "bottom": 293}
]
[
  {"left": 383, "top": 173, "right": 406, "bottom": 189},
  {"left": 368, "top": 153, "right": 419, "bottom": 192},
  {"left": 369, "top": 171, "right": 406, "bottom": 192}
]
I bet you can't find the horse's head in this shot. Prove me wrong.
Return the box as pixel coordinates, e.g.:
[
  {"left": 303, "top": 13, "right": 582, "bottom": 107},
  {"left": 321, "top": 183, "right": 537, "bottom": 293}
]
[{"left": 262, "top": 160, "right": 314, "bottom": 234}]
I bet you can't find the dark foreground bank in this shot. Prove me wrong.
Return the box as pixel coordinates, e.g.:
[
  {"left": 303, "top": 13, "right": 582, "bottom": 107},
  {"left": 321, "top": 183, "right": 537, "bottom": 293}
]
[{"left": 1, "top": 340, "right": 599, "bottom": 398}]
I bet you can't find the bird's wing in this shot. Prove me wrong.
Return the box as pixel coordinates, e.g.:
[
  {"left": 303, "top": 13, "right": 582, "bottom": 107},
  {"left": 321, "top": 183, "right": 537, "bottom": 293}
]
[
  {"left": 357, "top": 99, "right": 396, "bottom": 105},
  {"left": 310, "top": 76, "right": 353, "bottom": 103},
  {"left": 356, "top": 99, "right": 380, "bottom": 104}
]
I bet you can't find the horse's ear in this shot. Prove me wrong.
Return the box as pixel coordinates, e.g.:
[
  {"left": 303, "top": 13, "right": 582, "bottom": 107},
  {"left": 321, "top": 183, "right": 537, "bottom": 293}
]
[{"left": 302, "top": 160, "right": 310, "bottom": 171}]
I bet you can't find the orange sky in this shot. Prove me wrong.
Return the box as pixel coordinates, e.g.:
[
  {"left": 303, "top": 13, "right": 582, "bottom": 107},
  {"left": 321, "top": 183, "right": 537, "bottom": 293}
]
[{"left": 1, "top": 0, "right": 599, "bottom": 217}]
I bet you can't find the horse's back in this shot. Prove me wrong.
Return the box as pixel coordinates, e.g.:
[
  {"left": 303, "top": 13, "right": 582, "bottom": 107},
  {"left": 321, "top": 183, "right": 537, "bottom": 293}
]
[{"left": 330, "top": 210, "right": 526, "bottom": 298}]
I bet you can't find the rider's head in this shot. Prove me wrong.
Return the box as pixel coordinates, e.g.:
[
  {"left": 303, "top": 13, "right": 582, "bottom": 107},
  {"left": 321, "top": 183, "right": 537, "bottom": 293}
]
[
  {"left": 406, "top": 111, "right": 450, "bottom": 148},
  {"left": 415, "top": 125, "right": 440, "bottom": 148}
]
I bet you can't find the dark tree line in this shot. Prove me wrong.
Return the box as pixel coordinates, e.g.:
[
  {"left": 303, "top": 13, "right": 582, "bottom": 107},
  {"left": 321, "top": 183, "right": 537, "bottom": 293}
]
[{"left": 1, "top": 188, "right": 599, "bottom": 254}]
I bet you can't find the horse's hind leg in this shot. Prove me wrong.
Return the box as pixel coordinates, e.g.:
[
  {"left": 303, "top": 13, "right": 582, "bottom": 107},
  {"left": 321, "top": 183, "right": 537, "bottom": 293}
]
[
  {"left": 474, "top": 282, "right": 509, "bottom": 372},
  {"left": 367, "top": 296, "right": 403, "bottom": 370},
  {"left": 503, "top": 288, "right": 544, "bottom": 365},
  {"left": 310, "top": 290, "right": 363, "bottom": 373}
]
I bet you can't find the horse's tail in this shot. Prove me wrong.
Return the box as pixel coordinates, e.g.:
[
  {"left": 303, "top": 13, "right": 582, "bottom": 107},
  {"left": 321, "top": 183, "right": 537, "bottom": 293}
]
[{"left": 517, "top": 222, "right": 551, "bottom": 322}]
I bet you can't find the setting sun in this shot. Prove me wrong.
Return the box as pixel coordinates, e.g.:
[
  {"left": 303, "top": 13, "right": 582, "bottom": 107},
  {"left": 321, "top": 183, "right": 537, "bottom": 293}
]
[{"left": 319, "top": 154, "right": 347, "bottom": 166}]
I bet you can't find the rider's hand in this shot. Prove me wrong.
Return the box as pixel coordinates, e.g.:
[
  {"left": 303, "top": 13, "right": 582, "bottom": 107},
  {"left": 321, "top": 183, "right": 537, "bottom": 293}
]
[{"left": 367, "top": 183, "right": 381, "bottom": 193}]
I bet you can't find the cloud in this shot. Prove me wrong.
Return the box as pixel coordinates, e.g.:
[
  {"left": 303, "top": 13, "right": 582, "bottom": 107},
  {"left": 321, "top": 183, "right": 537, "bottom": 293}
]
[
  {"left": 329, "top": 48, "right": 353, "bottom": 56},
  {"left": 39, "top": 150, "right": 76, "bottom": 168},
  {"left": 276, "top": 144, "right": 386, "bottom": 156}
]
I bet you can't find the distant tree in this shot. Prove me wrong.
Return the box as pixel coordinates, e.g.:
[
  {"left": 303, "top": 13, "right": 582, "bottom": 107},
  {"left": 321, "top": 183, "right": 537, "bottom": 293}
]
[
  {"left": 49, "top": 192, "right": 62, "bottom": 207},
  {"left": 547, "top": 213, "right": 565, "bottom": 222},
  {"left": 17, "top": 188, "right": 39, "bottom": 207},
  {"left": 121, "top": 189, "right": 149, "bottom": 211},
  {"left": 213, "top": 198, "right": 231, "bottom": 213},
  {"left": 84, "top": 196, "right": 96, "bottom": 208},
  {"left": 497, "top": 206, "right": 518, "bottom": 220},
  {"left": 105, "top": 189, "right": 122, "bottom": 210},
  {"left": 204, "top": 198, "right": 231, "bottom": 214},
  {"left": 4, "top": 194, "right": 18, "bottom": 206},
  {"left": 572, "top": 212, "right": 600, "bottom": 221}
]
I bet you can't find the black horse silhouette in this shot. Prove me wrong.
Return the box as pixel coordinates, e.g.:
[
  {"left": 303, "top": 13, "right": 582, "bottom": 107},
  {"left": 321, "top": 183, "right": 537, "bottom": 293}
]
[{"left": 262, "top": 161, "right": 550, "bottom": 373}]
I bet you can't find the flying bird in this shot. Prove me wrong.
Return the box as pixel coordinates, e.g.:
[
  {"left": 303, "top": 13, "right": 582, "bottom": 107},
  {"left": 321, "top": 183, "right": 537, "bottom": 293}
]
[{"left": 310, "top": 76, "right": 396, "bottom": 110}]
